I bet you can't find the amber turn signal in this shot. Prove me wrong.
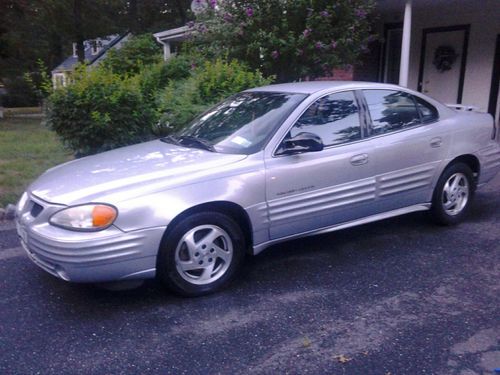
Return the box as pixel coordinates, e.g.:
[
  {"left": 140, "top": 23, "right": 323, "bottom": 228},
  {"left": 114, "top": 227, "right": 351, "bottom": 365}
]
[{"left": 92, "top": 205, "right": 117, "bottom": 227}]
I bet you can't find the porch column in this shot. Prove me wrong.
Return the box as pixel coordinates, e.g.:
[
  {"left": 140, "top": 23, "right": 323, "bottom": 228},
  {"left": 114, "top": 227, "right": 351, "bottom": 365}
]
[
  {"left": 163, "top": 42, "right": 171, "bottom": 61},
  {"left": 154, "top": 37, "right": 172, "bottom": 61},
  {"left": 399, "top": 0, "right": 412, "bottom": 87}
]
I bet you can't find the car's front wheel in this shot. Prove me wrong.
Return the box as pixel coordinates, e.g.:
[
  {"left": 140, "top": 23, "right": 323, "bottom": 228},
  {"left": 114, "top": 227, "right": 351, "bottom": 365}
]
[
  {"left": 157, "top": 212, "right": 245, "bottom": 296},
  {"left": 431, "top": 162, "right": 475, "bottom": 225}
]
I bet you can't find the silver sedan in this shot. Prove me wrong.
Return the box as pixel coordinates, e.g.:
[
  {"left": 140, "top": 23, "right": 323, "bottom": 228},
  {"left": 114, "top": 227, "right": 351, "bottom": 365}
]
[{"left": 16, "top": 81, "right": 500, "bottom": 296}]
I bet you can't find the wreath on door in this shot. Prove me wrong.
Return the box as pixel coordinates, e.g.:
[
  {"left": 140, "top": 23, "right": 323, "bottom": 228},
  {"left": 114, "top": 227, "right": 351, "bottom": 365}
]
[{"left": 433, "top": 45, "right": 458, "bottom": 72}]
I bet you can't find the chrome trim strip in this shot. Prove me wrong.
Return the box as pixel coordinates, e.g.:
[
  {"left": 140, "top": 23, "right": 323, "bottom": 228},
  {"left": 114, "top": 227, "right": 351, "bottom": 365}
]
[{"left": 253, "top": 203, "right": 432, "bottom": 255}]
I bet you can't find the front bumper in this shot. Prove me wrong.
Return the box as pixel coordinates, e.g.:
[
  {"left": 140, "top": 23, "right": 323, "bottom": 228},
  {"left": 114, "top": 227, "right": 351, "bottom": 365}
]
[{"left": 16, "top": 194, "right": 166, "bottom": 283}]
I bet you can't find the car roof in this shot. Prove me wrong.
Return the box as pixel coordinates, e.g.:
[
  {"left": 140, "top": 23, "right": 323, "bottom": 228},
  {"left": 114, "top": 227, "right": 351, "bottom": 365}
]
[{"left": 245, "top": 81, "right": 403, "bottom": 95}]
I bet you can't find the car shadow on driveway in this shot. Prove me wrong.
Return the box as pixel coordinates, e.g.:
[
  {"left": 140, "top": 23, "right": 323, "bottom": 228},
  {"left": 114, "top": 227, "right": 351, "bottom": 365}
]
[{"left": 28, "top": 182, "right": 498, "bottom": 317}]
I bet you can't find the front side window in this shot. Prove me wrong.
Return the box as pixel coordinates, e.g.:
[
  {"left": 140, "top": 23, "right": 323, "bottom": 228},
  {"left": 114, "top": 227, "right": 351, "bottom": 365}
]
[
  {"left": 289, "top": 91, "right": 362, "bottom": 147},
  {"left": 364, "top": 90, "right": 421, "bottom": 135}
]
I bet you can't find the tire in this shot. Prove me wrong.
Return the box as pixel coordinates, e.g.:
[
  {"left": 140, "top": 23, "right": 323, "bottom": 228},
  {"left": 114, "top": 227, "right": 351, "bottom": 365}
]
[
  {"left": 430, "top": 162, "right": 475, "bottom": 225},
  {"left": 157, "top": 212, "right": 245, "bottom": 297}
]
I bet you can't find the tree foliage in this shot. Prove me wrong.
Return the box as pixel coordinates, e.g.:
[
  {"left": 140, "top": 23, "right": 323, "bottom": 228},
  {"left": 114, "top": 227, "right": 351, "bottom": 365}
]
[
  {"left": 191, "top": 0, "right": 376, "bottom": 82},
  {"left": 0, "top": 0, "right": 192, "bottom": 105},
  {"left": 23, "top": 59, "right": 53, "bottom": 104}
]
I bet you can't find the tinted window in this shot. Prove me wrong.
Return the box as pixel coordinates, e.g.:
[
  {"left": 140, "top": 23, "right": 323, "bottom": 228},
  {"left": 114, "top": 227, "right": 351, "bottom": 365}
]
[
  {"left": 289, "top": 91, "right": 361, "bottom": 146},
  {"left": 364, "top": 90, "right": 421, "bottom": 135},
  {"left": 414, "top": 96, "right": 439, "bottom": 123}
]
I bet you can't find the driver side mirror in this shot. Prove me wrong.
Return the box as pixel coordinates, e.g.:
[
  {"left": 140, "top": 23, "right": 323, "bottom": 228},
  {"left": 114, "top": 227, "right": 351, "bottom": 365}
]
[{"left": 277, "top": 132, "right": 324, "bottom": 156}]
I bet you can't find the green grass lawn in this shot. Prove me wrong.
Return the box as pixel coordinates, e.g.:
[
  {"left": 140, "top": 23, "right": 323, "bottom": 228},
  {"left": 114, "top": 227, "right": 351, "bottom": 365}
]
[{"left": 0, "top": 117, "right": 73, "bottom": 207}]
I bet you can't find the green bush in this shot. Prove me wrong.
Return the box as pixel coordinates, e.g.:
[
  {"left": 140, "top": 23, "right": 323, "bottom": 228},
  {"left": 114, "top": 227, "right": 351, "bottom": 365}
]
[
  {"left": 46, "top": 66, "right": 157, "bottom": 156},
  {"left": 101, "top": 34, "right": 163, "bottom": 75},
  {"left": 46, "top": 56, "right": 272, "bottom": 156},
  {"left": 156, "top": 59, "right": 273, "bottom": 134},
  {"left": 135, "top": 54, "right": 194, "bottom": 100}
]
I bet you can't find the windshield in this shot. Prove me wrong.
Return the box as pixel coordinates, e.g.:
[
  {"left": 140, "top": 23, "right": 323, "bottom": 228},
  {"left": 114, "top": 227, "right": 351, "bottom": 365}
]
[{"left": 173, "top": 91, "right": 307, "bottom": 154}]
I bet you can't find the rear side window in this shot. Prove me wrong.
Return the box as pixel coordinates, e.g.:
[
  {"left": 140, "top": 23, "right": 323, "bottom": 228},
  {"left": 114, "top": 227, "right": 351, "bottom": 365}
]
[
  {"left": 414, "top": 96, "right": 439, "bottom": 123},
  {"left": 290, "top": 91, "right": 362, "bottom": 146},
  {"left": 364, "top": 90, "right": 421, "bottom": 135}
]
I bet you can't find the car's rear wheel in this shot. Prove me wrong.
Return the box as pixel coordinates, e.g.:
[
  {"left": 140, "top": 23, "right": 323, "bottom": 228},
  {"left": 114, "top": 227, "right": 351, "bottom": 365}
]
[
  {"left": 157, "top": 212, "right": 245, "bottom": 296},
  {"left": 431, "top": 162, "right": 474, "bottom": 225}
]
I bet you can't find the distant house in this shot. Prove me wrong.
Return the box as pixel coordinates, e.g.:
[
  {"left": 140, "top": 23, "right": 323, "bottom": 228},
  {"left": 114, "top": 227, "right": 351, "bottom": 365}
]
[
  {"left": 51, "top": 33, "right": 131, "bottom": 88},
  {"left": 153, "top": 0, "right": 499, "bottom": 121}
]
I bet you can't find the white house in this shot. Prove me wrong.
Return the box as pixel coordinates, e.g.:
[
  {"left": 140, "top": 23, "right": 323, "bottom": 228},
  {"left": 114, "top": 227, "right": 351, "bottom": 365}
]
[
  {"left": 153, "top": 0, "right": 499, "bottom": 121},
  {"left": 51, "top": 33, "right": 131, "bottom": 88},
  {"left": 357, "top": 0, "right": 500, "bottom": 121}
]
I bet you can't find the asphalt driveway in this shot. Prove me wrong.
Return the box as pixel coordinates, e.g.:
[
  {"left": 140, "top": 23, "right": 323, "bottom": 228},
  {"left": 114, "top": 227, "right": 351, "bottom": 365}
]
[{"left": 0, "top": 174, "right": 499, "bottom": 375}]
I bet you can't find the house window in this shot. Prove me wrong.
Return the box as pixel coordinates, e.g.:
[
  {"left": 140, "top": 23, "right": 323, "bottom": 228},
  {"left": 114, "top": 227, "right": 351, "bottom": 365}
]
[{"left": 53, "top": 74, "right": 65, "bottom": 89}]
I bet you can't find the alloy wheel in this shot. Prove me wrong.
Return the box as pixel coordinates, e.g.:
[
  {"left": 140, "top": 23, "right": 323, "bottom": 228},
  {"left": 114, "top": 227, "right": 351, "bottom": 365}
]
[
  {"left": 174, "top": 224, "right": 233, "bottom": 285},
  {"left": 441, "top": 172, "right": 469, "bottom": 216}
]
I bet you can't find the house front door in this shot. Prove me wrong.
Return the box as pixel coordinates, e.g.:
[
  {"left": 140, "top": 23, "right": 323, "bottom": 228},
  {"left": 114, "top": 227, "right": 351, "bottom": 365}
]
[{"left": 418, "top": 25, "right": 470, "bottom": 104}]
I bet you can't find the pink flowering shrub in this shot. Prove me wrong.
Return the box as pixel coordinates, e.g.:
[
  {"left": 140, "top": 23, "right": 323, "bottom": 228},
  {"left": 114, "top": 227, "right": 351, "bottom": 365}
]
[{"left": 190, "top": 0, "right": 376, "bottom": 82}]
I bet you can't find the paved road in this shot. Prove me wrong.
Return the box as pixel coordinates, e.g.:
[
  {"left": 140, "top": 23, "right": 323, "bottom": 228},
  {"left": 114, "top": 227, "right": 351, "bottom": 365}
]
[{"left": 1, "top": 175, "right": 499, "bottom": 375}]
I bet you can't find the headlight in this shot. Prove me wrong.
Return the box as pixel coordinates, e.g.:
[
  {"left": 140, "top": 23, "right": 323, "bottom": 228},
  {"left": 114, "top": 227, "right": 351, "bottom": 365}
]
[{"left": 49, "top": 204, "right": 118, "bottom": 231}]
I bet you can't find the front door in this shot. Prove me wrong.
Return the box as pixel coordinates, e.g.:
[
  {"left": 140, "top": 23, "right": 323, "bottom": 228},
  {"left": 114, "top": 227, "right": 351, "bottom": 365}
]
[
  {"left": 418, "top": 25, "right": 470, "bottom": 104},
  {"left": 264, "top": 90, "right": 378, "bottom": 240}
]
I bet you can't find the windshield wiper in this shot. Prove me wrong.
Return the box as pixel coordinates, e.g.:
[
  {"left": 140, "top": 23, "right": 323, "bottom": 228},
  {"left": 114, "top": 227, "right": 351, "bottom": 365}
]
[
  {"left": 177, "top": 136, "right": 216, "bottom": 152},
  {"left": 160, "top": 134, "right": 215, "bottom": 152},
  {"left": 160, "top": 135, "right": 181, "bottom": 145}
]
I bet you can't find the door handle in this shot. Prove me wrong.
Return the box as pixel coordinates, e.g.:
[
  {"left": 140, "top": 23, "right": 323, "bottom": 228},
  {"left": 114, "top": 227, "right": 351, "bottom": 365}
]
[
  {"left": 350, "top": 154, "right": 368, "bottom": 166},
  {"left": 430, "top": 137, "right": 442, "bottom": 148}
]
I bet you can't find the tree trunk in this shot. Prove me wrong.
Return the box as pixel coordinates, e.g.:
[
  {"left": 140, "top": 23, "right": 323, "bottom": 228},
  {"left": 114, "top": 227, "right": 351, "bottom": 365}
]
[
  {"left": 48, "top": 31, "right": 64, "bottom": 70},
  {"left": 173, "top": 0, "right": 187, "bottom": 25},
  {"left": 73, "top": 0, "right": 85, "bottom": 63},
  {"left": 128, "top": 0, "right": 139, "bottom": 33}
]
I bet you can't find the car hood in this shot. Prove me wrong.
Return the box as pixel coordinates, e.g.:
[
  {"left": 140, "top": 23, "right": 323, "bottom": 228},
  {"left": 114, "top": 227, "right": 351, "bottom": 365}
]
[{"left": 30, "top": 140, "right": 247, "bottom": 205}]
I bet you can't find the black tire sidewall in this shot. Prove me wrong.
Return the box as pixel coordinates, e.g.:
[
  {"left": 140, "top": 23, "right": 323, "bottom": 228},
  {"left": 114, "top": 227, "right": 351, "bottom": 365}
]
[
  {"left": 157, "top": 212, "right": 245, "bottom": 297},
  {"left": 431, "top": 162, "right": 474, "bottom": 225}
]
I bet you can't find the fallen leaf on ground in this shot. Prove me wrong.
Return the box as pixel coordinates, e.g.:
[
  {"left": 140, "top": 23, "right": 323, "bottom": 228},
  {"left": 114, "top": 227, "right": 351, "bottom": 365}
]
[
  {"left": 333, "top": 354, "right": 352, "bottom": 364},
  {"left": 302, "top": 337, "right": 311, "bottom": 348}
]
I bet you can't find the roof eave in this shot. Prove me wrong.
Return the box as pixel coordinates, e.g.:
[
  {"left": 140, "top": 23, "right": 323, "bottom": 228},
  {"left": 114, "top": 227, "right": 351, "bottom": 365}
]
[{"left": 154, "top": 25, "right": 190, "bottom": 42}]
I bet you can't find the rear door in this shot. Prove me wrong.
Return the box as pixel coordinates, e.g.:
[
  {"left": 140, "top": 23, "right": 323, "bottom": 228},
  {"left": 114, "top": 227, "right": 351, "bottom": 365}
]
[{"left": 361, "top": 89, "right": 451, "bottom": 211}]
